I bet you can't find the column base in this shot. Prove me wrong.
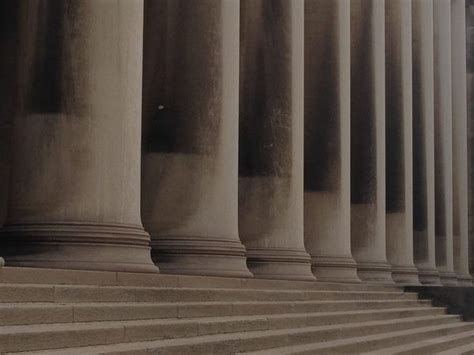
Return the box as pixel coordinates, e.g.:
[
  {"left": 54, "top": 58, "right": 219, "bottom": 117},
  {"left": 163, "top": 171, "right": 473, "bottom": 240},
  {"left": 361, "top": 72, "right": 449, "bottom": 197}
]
[
  {"left": 356, "top": 261, "right": 394, "bottom": 284},
  {"left": 311, "top": 255, "right": 360, "bottom": 283},
  {"left": 439, "top": 270, "right": 458, "bottom": 286},
  {"left": 246, "top": 248, "right": 315, "bottom": 281},
  {"left": 416, "top": 265, "right": 442, "bottom": 285},
  {"left": 0, "top": 223, "right": 158, "bottom": 273},
  {"left": 456, "top": 274, "right": 473, "bottom": 286},
  {"left": 0, "top": 257, "right": 3, "bottom": 267},
  {"left": 390, "top": 265, "right": 420, "bottom": 285},
  {"left": 151, "top": 237, "right": 252, "bottom": 278}
]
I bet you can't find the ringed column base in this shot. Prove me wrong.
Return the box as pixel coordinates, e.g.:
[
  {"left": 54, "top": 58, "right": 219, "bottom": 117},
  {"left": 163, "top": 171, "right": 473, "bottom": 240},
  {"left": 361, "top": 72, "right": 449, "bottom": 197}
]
[
  {"left": 416, "top": 264, "right": 442, "bottom": 285},
  {"left": 0, "top": 223, "right": 158, "bottom": 273},
  {"left": 456, "top": 274, "right": 473, "bottom": 286},
  {"left": 152, "top": 237, "right": 252, "bottom": 278},
  {"left": 245, "top": 248, "right": 315, "bottom": 281},
  {"left": 438, "top": 269, "right": 458, "bottom": 286},
  {"left": 390, "top": 265, "right": 420, "bottom": 285},
  {"left": 311, "top": 255, "right": 360, "bottom": 283},
  {"left": 356, "top": 261, "right": 394, "bottom": 284}
]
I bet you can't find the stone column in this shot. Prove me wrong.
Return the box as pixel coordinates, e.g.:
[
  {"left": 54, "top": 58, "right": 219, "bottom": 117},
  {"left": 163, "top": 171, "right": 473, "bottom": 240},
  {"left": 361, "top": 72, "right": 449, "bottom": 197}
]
[
  {"left": 0, "top": 0, "right": 20, "bottom": 268},
  {"left": 384, "top": 0, "right": 419, "bottom": 285},
  {"left": 433, "top": 0, "right": 457, "bottom": 285},
  {"left": 238, "top": 0, "right": 313, "bottom": 281},
  {"left": 0, "top": 0, "right": 157, "bottom": 273},
  {"left": 142, "top": 0, "right": 251, "bottom": 277},
  {"left": 304, "top": 0, "right": 358, "bottom": 282},
  {"left": 350, "top": 0, "right": 392, "bottom": 283},
  {"left": 412, "top": 0, "right": 441, "bottom": 285},
  {"left": 451, "top": 0, "right": 472, "bottom": 285}
]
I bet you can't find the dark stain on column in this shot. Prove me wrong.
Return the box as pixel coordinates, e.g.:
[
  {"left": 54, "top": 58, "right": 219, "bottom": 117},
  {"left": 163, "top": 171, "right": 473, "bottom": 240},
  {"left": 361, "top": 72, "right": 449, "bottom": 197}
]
[
  {"left": 351, "top": 2, "right": 377, "bottom": 204},
  {"left": 23, "top": 1, "right": 88, "bottom": 115},
  {"left": 385, "top": 10, "right": 405, "bottom": 213},
  {"left": 435, "top": 118, "right": 447, "bottom": 266},
  {"left": 0, "top": 0, "right": 20, "bottom": 225},
  {"left": 143, "top": 0, "right": 221, "bottom": 156},
  {"left": 412, "top": 61, "right": 428, "bottom": 259},
  {"left": 304, "top": 1, "right": 340, "bottom": 192},
  {"left": 239, "top": 0, "right": 292, "bottom": 178}
]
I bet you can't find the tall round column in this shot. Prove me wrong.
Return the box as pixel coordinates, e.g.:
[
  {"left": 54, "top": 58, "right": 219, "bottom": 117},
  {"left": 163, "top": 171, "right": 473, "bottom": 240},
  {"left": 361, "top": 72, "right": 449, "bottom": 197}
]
[
  {"left": 433, "top": 0, "right": 457, "bottom": 286},
  {"left": 304, "top": 0, "right": 359, "bottom": 283},
  {"left": 412, "top": 0, "right": 441, "bottom": 285},
  {"left": 238, "top": 0, "right": 313, "bottom": 281},
  {"left": 0, "top": 0, "right": 20, "bottom": 268},
  {"left": 0, "top": 0, "right": 157, "bottom": 273},
  {"left": 350, "top": 0, "right": 392, "bottom": 283},
  {"left": 142, "top": 0, "right": 251, "bottom": 277},
  {"left": 385, "top": 0, "right": 419, "bottom": 285},
  {"left": 451, "top": 0, "right": 472, "bottom": 285}
]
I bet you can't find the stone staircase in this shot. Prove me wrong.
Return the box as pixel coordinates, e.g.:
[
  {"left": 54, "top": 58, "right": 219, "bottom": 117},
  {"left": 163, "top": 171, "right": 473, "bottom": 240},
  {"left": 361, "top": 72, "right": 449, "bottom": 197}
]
[{"left": 0, "top": 268, "right": 473, "bottom": 354}]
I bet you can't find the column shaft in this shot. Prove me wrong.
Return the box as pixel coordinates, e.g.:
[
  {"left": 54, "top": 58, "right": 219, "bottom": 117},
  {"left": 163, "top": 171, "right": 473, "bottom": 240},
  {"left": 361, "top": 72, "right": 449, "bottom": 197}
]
[
  {"left": 385, "top": 0, "right": 419, "bottom": 284},
  {"left": 0, "top": 0, "right": 20, "bottom": 268},
  {"left": 141, "top": 0, "right": 251, "bottom": 277},
  {"left": 304, "top": 0, "right": 358, "bottom": 282},
  {"left": 451, "top": 0, "right": 472, "bottom": 285},
  {"left": 1, "top": 0, "right": 157, "bottom": 272},
  {"left": 350, "top": 0, "right": 392, "bottom": 283},
  {"left": 412, "top": 0, "right": 441, "bottom": 285},
  {"left": 238, "top": 0, "right": 314, "bottom": 281},
  {"left": 433, "top": 0, "right": 457, "bottom": 285}
]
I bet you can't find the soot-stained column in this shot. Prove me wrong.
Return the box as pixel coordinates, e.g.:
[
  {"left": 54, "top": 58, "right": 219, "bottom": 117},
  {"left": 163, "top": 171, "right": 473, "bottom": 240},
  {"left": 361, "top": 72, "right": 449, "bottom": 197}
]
[
  {"left": 142, "top": 0, "right": 251, "bottom": 277},
  {"left": 239, "top": 0, "right": 314, "bottom": 281},
  {"left": 304, "top": 0, "right": 359, "bottom": 282},
  {"left": 412, "top": 0, "right": 441, "bottom": 285},
  {"left": 0, "top": 0, "right": 157, "bottom": 272},
  {"left": 451, "top": 0, "right": 472, "bottom": 285},
  {"left": 385, "top": 0, "right": 419, "bottom": 285},
  {"left": 0, "top": 1, "right": 21, "bottom": 268},
  {"left": 433, "top": 0, "right": 457, "bottom": 285},
  {"left": 350, "top": 0, "right": 392, "bottom": 283}
]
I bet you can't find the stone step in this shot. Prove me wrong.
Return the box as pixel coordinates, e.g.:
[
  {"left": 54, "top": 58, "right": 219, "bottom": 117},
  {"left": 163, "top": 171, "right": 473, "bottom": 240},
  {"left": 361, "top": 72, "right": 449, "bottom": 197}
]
[
  {"left": 2, "top": 315, "right": 462, "bottom": 354},
  {"left": 0, "top": 267, "right": 400, "bottom": 292},
  {"left": 0, "top": 298, "right": 434, "bottom": 326},
  {"left": 0, "top": 284, "right": 416, "bottom": 304},
  {"left": 0, "top": 298, "right": 445, "bottom": 326},
  {"left": 364, "top": 329, "right": 474, "bottom": 354},
  {"left": 437, "top": 340, "right": 474, "bottom": 355},
  {"left": 243, "top": 322, "right": 474, "bottom": 354}
]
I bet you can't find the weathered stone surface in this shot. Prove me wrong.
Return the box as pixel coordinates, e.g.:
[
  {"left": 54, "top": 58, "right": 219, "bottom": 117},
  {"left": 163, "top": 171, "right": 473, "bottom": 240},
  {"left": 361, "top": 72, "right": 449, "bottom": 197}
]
[{"left": 141, "top": 0, "right": 250, "bottom": 278}]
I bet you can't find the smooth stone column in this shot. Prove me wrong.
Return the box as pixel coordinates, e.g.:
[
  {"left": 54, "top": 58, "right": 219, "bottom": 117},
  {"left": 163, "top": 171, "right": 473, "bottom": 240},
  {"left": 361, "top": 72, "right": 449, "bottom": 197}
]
[
  {"left": 304, "top": 0, "right": 359, "bottom": 282},
  {"left": 433, "top": 0, "right": 457, "bottom": 286},
  {"left": 0, "top": 0, "right": 20, "bottom": 268},
  {"left": 0, "top": 0, "right": 157, "bottom": 273},
  {"left": 142, "top": 0, "right": 251, "bottom": 277},
  {"left": 385, "top": 0, "right": 419, "bottom": 285},
  {"left": 451, "top": 0, "right": 472, "bottom": 285},
  {"left": 350, "top": 0, "right": 392, "bottom": 283},
  {"left": 412, "top": 0, "right": 441, "bottom": 285},
  {"left": 239, "top": 0, "right": 314, "bottom": 281}
]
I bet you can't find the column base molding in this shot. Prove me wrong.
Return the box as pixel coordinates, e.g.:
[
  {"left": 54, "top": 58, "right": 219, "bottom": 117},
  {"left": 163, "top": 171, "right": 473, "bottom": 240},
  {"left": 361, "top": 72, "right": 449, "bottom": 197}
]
[
  {"left": 311, "top": 255, "right": 360, "bottom": 283},
  {"left": 245, "top": 248, "right": 315, "bottom": 281},
  {"left": 0, "top": 222, "right": 158, "bottom": 273},
  {"left": 151, "top": 237, "right": 252, "bottom": 278},
  {"left": 0, "top": 257, "right": 3, "bottom": 267},
  {"left": 416, "top": 265, "right": 442, "bottom": 285},
  {"left": 456, "top": 273, "right": 473, "bottom": 286},
  {"left": 439, "top": 270, "right": 458, "bottom": 286},
  {"left": 390, "top": 265, "right": 420, "bottom": 285},
  {"left": 356, "top": 261, "right": 394, "bottom": 284}
]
